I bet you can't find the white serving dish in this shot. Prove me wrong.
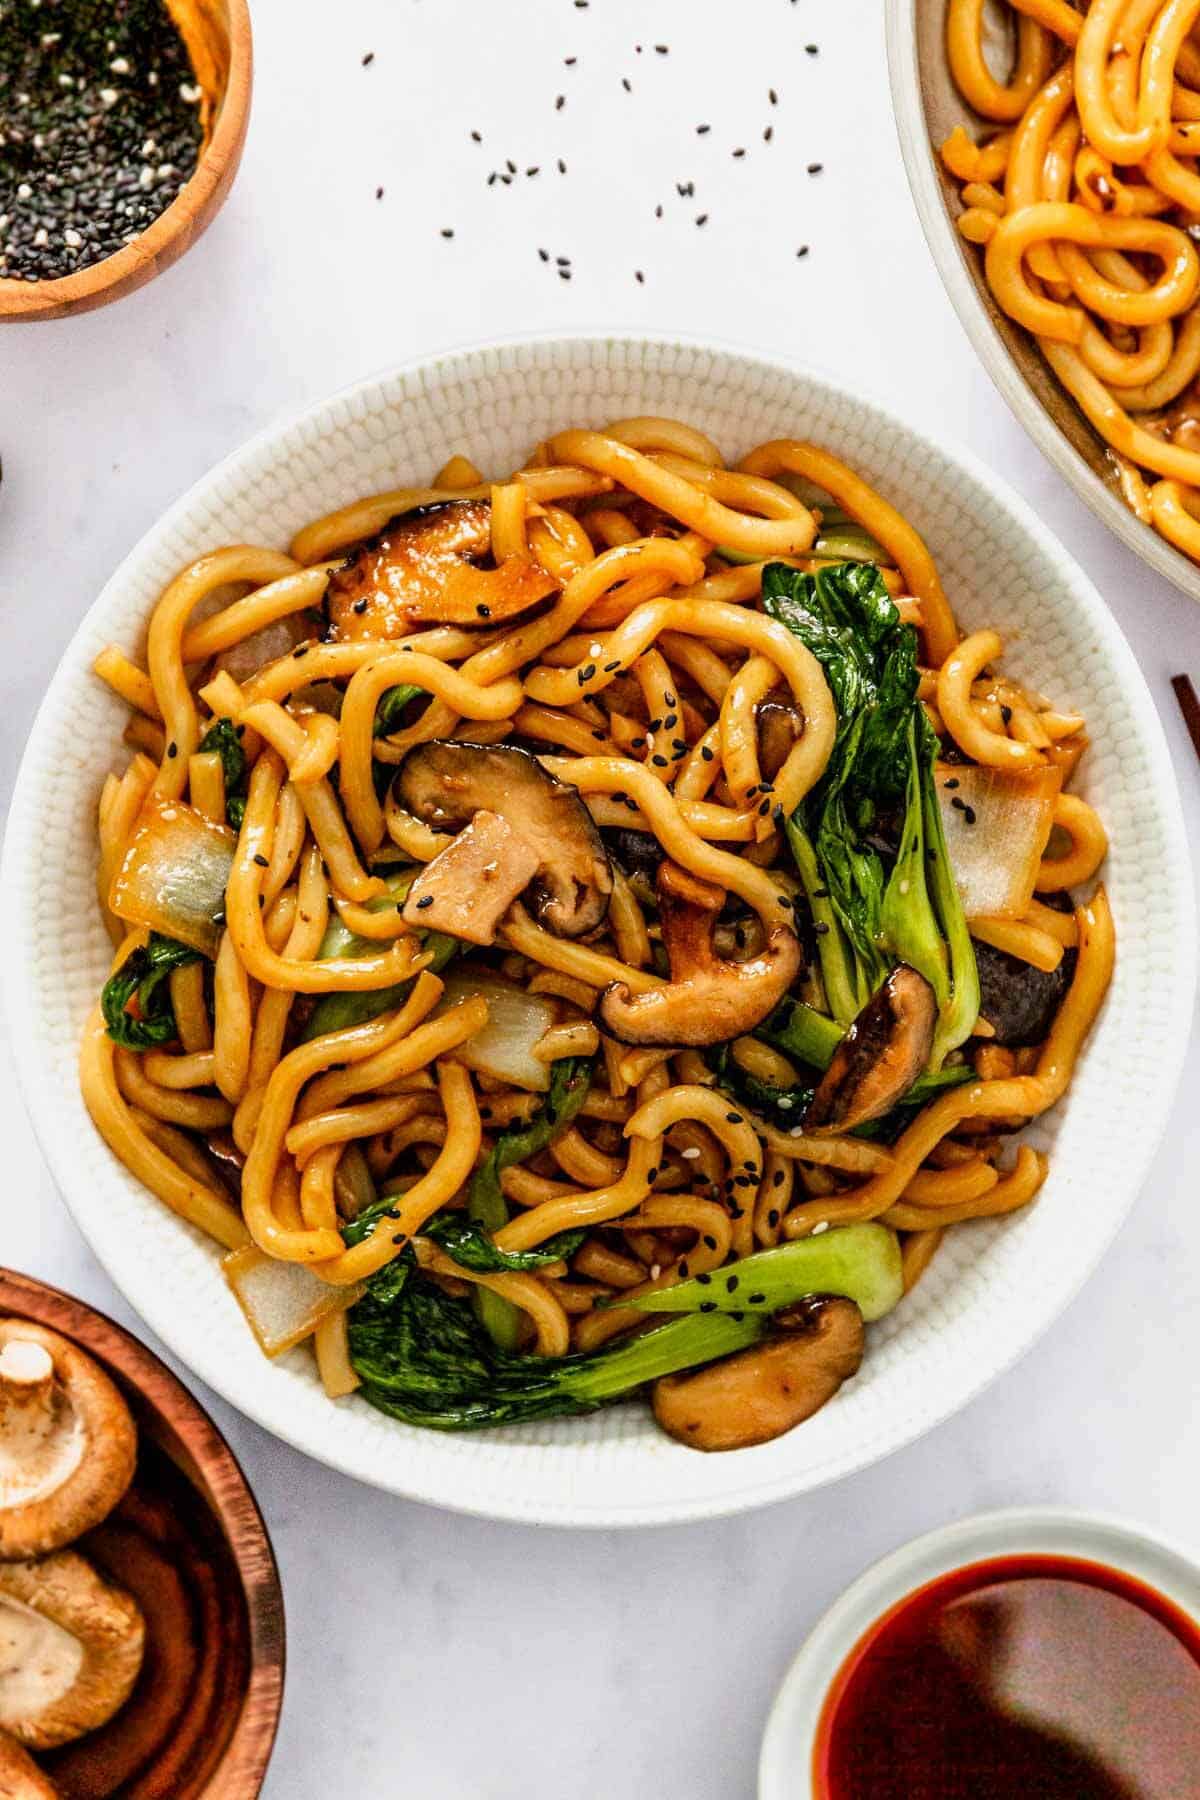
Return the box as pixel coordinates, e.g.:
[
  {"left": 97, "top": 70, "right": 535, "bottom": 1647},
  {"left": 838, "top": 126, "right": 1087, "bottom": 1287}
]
[
  {"left": 4, "top": 332, "right": 1192, "bottom": 1526},
  {"left": 885, "top": 0, "right": 1200, "bottom": 606}
]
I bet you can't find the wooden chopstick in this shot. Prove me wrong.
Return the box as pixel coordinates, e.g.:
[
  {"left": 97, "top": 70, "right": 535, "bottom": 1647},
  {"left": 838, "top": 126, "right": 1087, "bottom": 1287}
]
[{"left": 1171, "top": 674, "right": 1200, "bottom": 765}]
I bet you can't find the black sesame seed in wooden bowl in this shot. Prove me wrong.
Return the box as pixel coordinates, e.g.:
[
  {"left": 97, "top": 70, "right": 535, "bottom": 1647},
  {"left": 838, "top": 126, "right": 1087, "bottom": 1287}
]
[{"left": 0, "top": 0, "right": 252, "bottom": 322}]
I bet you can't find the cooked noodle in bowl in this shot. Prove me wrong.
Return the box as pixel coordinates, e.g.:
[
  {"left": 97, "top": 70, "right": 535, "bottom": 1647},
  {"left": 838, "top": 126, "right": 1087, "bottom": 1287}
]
[{"left": 81, "top": 407, "right": 1115, "bottom": 1455}]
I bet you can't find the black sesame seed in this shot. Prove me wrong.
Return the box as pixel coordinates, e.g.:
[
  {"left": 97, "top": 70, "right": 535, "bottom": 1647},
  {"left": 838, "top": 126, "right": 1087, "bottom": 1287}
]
[
  {"left": 558, "top": 267, "right": 571, "bottom": 279},
  {"left": 580, "top": 663, "right": 596, "bottom": 682},
  {"left": 415, "top": 894, "right": 434, "bottom": 909},
  {"left": 697, "top": 1272, "right": 712, "bottom": 1285},
  {"left": 655, "top": 204, "right": 663, "bottom": 218},
  {"left": 651, "top": 753, "right": 669, "bottom": 767},
  {"left": 696, "top": 123, "right": 710, "bottom": 134},
  {"left": 655, "top": 43, "right": 669, "bottom": 53},
  {"left": 806, "top": 43, "right": 819, "bottom": 54},
  {"left": 558, "top": 158, "right": 567, "bottom": 173},
  {"left": 702, "top": 1234, "right": 717, "bottom": 1250},
  {"left": 763, "top": 126, "right": 774, "bottom": 142},
  {"left": 767, "top": 1208, "right": 780, "bottom": 1228},
  {"left": 663, "top": 692, "right": 676, "bottom": 707},
  {"left": 733, "top": 147, "right": 746, "bottom": 158},
  {"left": 725, "top": 1274, "right": 739, "bottom": 1292},
  {"left": 796, "top": 245, "right": 809, "bottom": 258},
  {"left": 621, "top": 77, "right": 631, "bottom": 91},
  {"left": 748, "top": 1292, "right": 766, "bottom": 1306},
  {"left": 476, "top": 603, "right": 491, "bottom": 618},
  {"left": 556, "top": 94, "right": 566, "bottom": 110},
  {"left": 726, "top": 1112, "right": 744, "bottom": 1125},
  {"left": 440, "top": 228, "right": 454, "bottom": 239},
  {"left": 565, "top": 55, "right": 576, "bottom": 64},
  {"left": 699, "top": 1300, "right": 717, "bottom": 1313},
  {"left": 353, "top": 597, "right": 369, "bottom": 614},
  {"left": 807, "top": 161, "right": 823, "bottom": 174},
  {"left": 526, "top": 165, "right": 540, "bottom": 177},
  {"left": 376, "top": 186, "right": 384, "bottom": 200},
  {"left": 944, "top": 776, "right": 960, "bottom": 789},
  {"left": 362, "top": 51, "right": 375, "bottom": 66},
  {"left": 166, "top": 741, "right": 177, "bottom": 759},
  {"left": 506, "top": 159, "right": 517, "bottom": 174},
  {"left": 470, "top": 130, "right": 482, "bottom": 142},
  {"left": 635, "top": 270, "right": 644, "bottom": 284},
  {"left": 538, "top": 248, "right": 549, "bottom": 261},
  {"left": 700, "top": 744, "right": 714, "bottom": 761},
  {"left": 769, "top": 87, "right": 778, "bottom": 104},
  {"left": 604, "top": 660, "right": 621, "bottom": 672},
  {"left": 678, "top": 1260, "right": 689, "bottom": 1278},
  {"left": 814, "top": 921, "right": 830, "bottom": 936},
  {"left": 772, "top": 1168, "right": 786, "bottom": 1187},
  {"left": 253, "top": 853, "right": 269, "bottom": 868}
]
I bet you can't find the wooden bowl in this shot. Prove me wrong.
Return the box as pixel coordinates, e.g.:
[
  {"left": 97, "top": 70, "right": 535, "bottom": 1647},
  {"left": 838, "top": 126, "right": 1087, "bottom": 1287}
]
[
  {"left": 0, "top": 1268, "right": 283, "bottom": 1798},
  {"left": 885, "top": 0, "right": 1200, "bottom": 606},
  {"left": 0, "top": 0, "right": 252, "bottom": 323}
]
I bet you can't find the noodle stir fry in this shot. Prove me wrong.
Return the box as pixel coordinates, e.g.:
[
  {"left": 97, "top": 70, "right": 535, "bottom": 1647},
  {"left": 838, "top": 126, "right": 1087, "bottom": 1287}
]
[
  {"left": 82, "top": 417, "right": 1113, "bottom": 1450},
  {"left": 943, "top": 0, "right": 1200, "bottom": 563}
]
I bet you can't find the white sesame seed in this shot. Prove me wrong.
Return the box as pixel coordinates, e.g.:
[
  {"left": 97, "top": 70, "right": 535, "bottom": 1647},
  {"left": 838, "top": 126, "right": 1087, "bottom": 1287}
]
[
  {"left": 56, "top": 72, "right": 73, "bottom": 87},
  {"left": 680, "top": 1146, "right": 701, "bottom": 1160},
  {"left": 15, "top": 183, "right": 31, "bottom": 200},
  {"left": 40, "top": 32, "right": 61, "bottom": 46},
  {"left": 811, "top": 1220, "right": 829, "bottom": 1235},
  {"left": 141, "top": 138, "right": 158, "bottom": 156},
  {"left": 0, "top": 216, "right": 9, "bottom": 232},
  {"left": 155, "top": 163, "right": 176, "bottom": 181},
  {"left": 147, "top": 70, "right": 158, "bottom": 85},
  {"left": 32, "top": 228, "right": 48, "bottom": 248},
  {"left": 138, "top": 165, "right": 155, "bottom": 189},
  {"left": 109, "top": 56, "right": 130, "bottom": 74},
  {"left": 179, "top": 82, "right": 202, "bottom": 103},
  {"left": 64, "top": 228, "right": 82, "bottom": 247},
  {"left": 649, "top": 1264, "right": 662, "bottom": 1281},
  {"left": 99, "top": 87, "right": 119, "bottom": 106},
  {"left": 31, "top": 133, "right": 44, "bottom": 149},
  {"left": 589, "top": 643, "right": 602, "bottom": 658}
]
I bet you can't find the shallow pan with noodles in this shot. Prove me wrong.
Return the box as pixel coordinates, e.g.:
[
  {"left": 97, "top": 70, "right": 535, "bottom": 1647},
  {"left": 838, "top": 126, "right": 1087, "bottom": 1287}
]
[
  {"left": 3, "top": 333, "right": 1192, "bottom": 1527},
  {"left": 886, "top": 0, "right": 1200, "bottom": 606}
]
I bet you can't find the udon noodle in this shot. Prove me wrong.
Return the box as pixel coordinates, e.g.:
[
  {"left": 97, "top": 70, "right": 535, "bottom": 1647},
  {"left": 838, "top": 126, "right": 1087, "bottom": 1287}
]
[{"left": 82, "top": 415, "right": 1113, "bottom": 1449}]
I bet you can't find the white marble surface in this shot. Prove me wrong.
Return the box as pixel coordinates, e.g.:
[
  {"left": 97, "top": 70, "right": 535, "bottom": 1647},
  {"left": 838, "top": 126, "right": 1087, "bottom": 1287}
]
[{"left": 2, "top": 3, "right": 1200, "bottom": 1794}]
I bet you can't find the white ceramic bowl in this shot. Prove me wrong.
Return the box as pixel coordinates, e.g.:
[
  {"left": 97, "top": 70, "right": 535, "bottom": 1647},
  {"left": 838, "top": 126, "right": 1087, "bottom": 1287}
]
[
  {"left": 4, "top": 333, "right": 1193, "bottom": 1527},
  {"left": 759, "top": 1506, "right": 1200, "bottom": 1796},
  {"left": 885, "top": 0, "right": 1200, "bottom": 607}
]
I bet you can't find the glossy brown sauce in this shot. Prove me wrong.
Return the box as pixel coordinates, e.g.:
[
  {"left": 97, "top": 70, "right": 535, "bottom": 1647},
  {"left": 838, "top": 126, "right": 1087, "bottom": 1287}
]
[{"left": 815, "top": 1554, "right": 1200, "bottom": 1799}]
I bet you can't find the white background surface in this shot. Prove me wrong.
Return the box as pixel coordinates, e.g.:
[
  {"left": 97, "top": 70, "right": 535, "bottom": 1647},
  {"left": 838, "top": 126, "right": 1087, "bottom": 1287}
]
[{"left": 2, "top": 3, "right": 1199, "bottom": 1795}]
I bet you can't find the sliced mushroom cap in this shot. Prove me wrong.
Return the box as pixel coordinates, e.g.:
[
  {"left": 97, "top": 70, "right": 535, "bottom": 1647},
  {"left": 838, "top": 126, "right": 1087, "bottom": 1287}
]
[
  {"left": 0, "top": 1551, "right": 144, "bottom": 1750},
  {"left": 325, "top": 501, "right": 558, "bottom": 640},
  {"left": 805, "top": 966, "right": 937, "bottom": 1133},
  {"left": 652, "top": 1296, "right": 864, "bottom": 1451},
  {"left": 395, "top": 742, "right": 612, "bottom": 939},
  {"left": 0, "top": 1732, "right": 59, "bottom": 1799},
  {"left": 599, "top": 861, "right": 802, "bottom": 1047},
  {"left": 401, "top": 810, "right": 540, "bottom": 946},
  {"left": 975, "top": 932, "right": 1076, "bottom": 1048},
  {"left": 0, "top": 1323, "right": 136, "bottom": 1562},
  {"left": 756, "top": 699, "right": 805, "bottom": 781}
]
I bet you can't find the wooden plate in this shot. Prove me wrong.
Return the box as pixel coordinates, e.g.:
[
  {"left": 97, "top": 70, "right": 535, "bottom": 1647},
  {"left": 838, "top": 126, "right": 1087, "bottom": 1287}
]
[
  {"left": 0, "top": 1269, "right": 283, "bottom": 1798},
  {"left": 885, "top": 0, "right": 1200, "bottom": 606},
  {"left": 0, "top": 0, "right": 252, "bottom": 323}
]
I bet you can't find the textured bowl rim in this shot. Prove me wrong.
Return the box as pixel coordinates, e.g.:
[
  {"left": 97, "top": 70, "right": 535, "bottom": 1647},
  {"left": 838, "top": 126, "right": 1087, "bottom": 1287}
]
[
  {"left": 758, "top": 1504, "right": 1200, "bottom": 1796},
  {"left": 3, "top": 328, "right": 1193, "bottom": 1528},
  {"left": 883, "top": 0, "right": 1200, "bottom": 607}
]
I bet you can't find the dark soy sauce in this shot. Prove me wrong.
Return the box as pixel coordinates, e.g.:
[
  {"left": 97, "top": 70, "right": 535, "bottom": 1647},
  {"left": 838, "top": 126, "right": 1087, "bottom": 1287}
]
[{"left": 815, "top": 1554, "right": 1200, "bottom": 1799}]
